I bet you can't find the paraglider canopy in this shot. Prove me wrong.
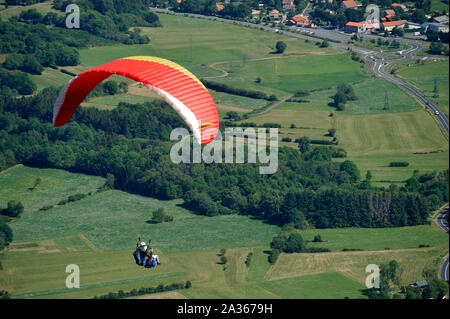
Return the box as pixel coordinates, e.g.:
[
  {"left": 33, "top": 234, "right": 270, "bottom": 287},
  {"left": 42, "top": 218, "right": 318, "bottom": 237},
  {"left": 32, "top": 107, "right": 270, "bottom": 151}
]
[{"left": 53, "top": 56, "right": 219, "bottom": 145}]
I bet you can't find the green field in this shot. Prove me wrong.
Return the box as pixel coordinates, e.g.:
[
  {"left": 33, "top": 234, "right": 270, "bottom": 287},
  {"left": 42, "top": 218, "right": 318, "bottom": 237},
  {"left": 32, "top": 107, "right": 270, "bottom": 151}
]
[
  {"left": 1, "top": 166, "right": 448, "bottom": 298},
  {"left": 259, "top": 272, "right": 366, "bottom": 299},
  {"left": 430, "top": 0, "right": 449, "bottom": 12},
  {"left": 0, "top": 0, "right": 60, "bottom": 20},
  {"left": 0, "top": 165, "right": 105, "bottom": 214},
  {"left": 3, "top": 166, "right": 280, "bottom": 253},
  {"left": 302, "top": 226, "right": 448, "bottom": 251},
  {"left": 29, "top": 68, "right": 73, "bottom": 92},
  {"left": 392, "top": 60, "right": 449, "bottom": 120}
]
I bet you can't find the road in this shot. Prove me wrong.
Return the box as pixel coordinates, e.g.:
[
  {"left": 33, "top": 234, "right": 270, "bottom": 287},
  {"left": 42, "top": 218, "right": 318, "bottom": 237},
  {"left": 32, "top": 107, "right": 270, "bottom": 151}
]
[
  {"left": 367, "top": 44, "right": 449, "bottom": 135},
  {"left": 436, "top": 207, "right": 448, "bottom": 282},
  {"left": 150, "top": 7, "right": 449, "bottom": 135}
]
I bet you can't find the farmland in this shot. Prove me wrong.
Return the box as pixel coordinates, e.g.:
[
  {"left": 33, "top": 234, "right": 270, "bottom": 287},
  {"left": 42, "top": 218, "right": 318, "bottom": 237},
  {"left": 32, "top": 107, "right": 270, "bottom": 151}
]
[
  {"left": 0, "top": 8, "right": 448, "bottom": 300},
  {"left": 0, "top": 166, "right": 448, "bottom": 298}
]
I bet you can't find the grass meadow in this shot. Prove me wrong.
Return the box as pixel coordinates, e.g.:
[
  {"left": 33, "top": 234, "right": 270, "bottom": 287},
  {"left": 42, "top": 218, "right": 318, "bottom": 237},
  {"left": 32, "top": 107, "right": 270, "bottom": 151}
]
[
  {"left": 0, "top": 166, "right": 448, "bottom": 298},
  {"left": 392, "top": 60, "right": 449, "bottom": 120}
]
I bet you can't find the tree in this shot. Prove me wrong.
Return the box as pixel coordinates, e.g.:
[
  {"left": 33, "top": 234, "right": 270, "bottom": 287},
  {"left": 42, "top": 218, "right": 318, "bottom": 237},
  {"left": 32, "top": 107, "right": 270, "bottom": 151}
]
[
  {"left": 435, "top": 279, "right": 449, "bottom": 298},
  {"left": 220, "top": 256, "right": 228, "bottom": 264},
  {"left": 328, "top": 128, "right": 336, "bottom": 137},
  {"left": 102, "top": 81, "right": 119, "bottom": 95},
  {"left": 152, "top": 208, "right": 166, "bottom": 223},
  {"left": 333, "top": 91, "right": 347, "bottom": 108},
  {"left": 391, "top": 26, "right": 404, "bottom": 37},
  {"left": 429, "top": 42, "right": 443, "bottom": 55},
  {"left": 422, "top": 281, "right": 438, "bottom": 299},
  {"left": 284, "top": 232, "right": 305, "bottom": 253},
  {"left": 297, "top": 136, "right": 311, "bottom": 153},
  {"left": 313, "top": 234, "right": 323, "bottom": 242},
  {"left": 411, "top": 9, "right": 426, "bottom": 24},
  {"left": 320, "top": 40, "right": 329, "bottom": 48},
  {"left": 2, "top": 200, "right": 24, "bottom": 218},
  {"left": 340, "top": 160, "right": 360, "bottom": 183},
  {"left": 275, "top": 41, "right": 287, "bottom": 54}
]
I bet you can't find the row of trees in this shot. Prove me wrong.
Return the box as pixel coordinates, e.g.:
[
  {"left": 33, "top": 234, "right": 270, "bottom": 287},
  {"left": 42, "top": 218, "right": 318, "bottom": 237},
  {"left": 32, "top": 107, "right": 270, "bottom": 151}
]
[
  {"left": 202, "top": 79, "right": 278, "bottom": 101},
  {"left": 93, "top": 281, "right": 192, "bottom": 299},
  {"left": 0, "top": 87, "right": 447, "bottom": 230}
]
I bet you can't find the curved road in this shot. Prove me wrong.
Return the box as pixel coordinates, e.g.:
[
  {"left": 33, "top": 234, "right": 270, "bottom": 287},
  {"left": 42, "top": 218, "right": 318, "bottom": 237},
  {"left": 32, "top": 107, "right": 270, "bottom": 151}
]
[
  {"left": 366, "top": 43, "right": 449, "bottom": 135},
  {"left": 437, "top": 207, "right": 449, "bottom": 282}
]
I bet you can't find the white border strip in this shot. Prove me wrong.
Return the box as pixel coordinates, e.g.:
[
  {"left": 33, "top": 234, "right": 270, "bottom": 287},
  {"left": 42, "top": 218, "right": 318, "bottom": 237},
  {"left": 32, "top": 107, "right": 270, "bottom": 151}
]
[{"left": 144, "top": 84, "right": 201, "bottom": 143}]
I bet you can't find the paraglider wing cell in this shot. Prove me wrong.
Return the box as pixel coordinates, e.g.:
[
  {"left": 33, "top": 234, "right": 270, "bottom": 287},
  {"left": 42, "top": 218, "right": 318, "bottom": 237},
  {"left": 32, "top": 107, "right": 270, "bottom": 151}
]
[{"left": 53, "top": 56, "right": 219, "bottom": 145}]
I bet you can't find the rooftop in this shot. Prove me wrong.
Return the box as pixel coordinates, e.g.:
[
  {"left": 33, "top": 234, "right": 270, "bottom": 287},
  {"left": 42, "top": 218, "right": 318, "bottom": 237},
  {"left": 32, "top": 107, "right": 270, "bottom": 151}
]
[
  {"left": 382, "top": 19, "right": 407, "bottom": 27},
  {"left": 342, "top": 0, "right": 359, "bottom": 8},
  {"left": 346, "top": 21, "right": 366, "bottom": 27}
]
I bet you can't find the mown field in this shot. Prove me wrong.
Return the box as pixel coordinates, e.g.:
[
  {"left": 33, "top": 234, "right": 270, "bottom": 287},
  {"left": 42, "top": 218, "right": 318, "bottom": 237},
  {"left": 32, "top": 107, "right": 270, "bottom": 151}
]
[{"left": 0, "top": 166, "right": 448, "bottom": 299}]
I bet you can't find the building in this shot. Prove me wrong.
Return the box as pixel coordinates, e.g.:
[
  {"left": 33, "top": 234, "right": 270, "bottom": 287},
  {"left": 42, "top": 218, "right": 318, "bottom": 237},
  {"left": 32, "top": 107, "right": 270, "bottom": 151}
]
[
  {"left": 384, "top": 9, "right": 396, "bottom": 20},
  {"left": 282, "top": 0, "right": 296, "bottom": 12},
  {"left": 391, "top": 3, "right": 407, "bottom": 11},
  {"left": 381, "top": 19, "right": 407, "bottom": 31},
  {"left": 340, "top": 0, "right": 361, "bottom": 11},
  {"left": 216, "top": 2, "right": 225, "bottom": 11},
  {"left": 345, "top": 21, "right": 367, "bottom": 33},
  {"left": 289, "top": 14, "right": 309, "bottom": 26},
  {"left": 433, "top": 15, "right": 449, "bottom": 25},
  {"left": 404, "top": 21, "right": 421, "bottom": 30},
  {"left": 268, "top": 9, "right": 286, "bottom": 23},
  {"left": 410, "top": 280, "right": 428, "bottom": 288},
  {"left": 421, "top": 22, "right": 449, "bottom": 34}
]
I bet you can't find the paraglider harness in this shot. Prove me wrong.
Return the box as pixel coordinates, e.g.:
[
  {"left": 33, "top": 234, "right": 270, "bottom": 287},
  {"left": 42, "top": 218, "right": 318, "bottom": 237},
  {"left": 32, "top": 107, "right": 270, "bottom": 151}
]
[{"left": 133, "top": 238, "right": 157, "bottom": 268}]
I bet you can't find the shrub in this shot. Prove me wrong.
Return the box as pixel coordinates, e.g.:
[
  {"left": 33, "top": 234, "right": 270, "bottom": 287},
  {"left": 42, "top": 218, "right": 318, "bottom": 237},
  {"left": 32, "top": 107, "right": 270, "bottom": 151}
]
[
  {"left": 389, "top": 162, "right": 409, "bottom": 167},
  {"left": 68, "top": 193, "right": 86, "bottom": 202}
]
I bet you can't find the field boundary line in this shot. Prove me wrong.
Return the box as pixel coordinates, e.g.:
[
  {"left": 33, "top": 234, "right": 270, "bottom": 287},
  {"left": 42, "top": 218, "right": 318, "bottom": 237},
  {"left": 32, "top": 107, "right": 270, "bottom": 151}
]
[
  {"left": 0, "top": 164, "right": 22, "bottom": 175},
  {"left": 10, "top": 271, "right": 184, "bottom": 299},
  {"left": 77, "top": 234, "right": 100, "bottom": 252}
]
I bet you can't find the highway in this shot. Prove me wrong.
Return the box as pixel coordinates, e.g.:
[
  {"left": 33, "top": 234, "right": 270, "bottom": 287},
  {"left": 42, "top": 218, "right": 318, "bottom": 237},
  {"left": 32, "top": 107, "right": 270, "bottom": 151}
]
[
  {"left": 437, "top": 207, "right": 449, "bottom": 282},
  {"left": 367, "top": 43, "right": 449, "bottom": 135}
]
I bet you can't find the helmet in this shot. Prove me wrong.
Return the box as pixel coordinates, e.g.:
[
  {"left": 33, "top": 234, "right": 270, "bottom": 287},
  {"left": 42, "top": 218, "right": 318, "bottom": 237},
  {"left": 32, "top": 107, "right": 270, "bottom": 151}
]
[{"left": 140, "top": 241, "right": 146, "bottom": 247}]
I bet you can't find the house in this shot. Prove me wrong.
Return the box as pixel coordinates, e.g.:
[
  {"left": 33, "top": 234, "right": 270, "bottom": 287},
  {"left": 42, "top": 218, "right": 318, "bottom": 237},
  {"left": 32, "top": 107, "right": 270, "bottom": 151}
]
[
  {"left": 391, "top": 3, "right": 407, "bottom": 11},
  {"left": 282, "top": 0, "right": 296, "bottom": 11},
  {"left": 381, "top": 19, "right": 407, "bottom": 31},
  {"left": 410, "top": 280, "right": 428, "bottom": 288},
  {"left": 289, "top": 14, "right": 309, "bottom": 26},
  {"left": 268, "top": 9, "right": 286, "bottom": 23},
  {"left": 216, "top": 2, "right": 225, "bottom": 11},
  {"left": 433, "top": 15, "right": 449, "bottom": 25},
  {"left": 251, "top": 9, "right": 261, "bottom": 20},
  {"left": 404, "top": 21, "right": 421, "bottom": 30},
  {"left": 340, "top": 0, "right": 361, "bottom": 11},
  {"left": 345, "top": 21, "right": 367, "bottom": 33},
  {"left": 421, "top": 22, "right": 449, "bottom": 34},
  {"left": 384, "top": 9, "right": 396, "bottom": 20},
  {"left": 366, "top": 24, "right": 376, "bottom": 32}
]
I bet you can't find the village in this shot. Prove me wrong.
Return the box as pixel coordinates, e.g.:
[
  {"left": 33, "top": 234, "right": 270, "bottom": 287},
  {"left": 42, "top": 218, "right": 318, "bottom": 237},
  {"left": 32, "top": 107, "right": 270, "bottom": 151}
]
[{"left": 170, "top": 0, "right": 449, "bottom": 38}]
